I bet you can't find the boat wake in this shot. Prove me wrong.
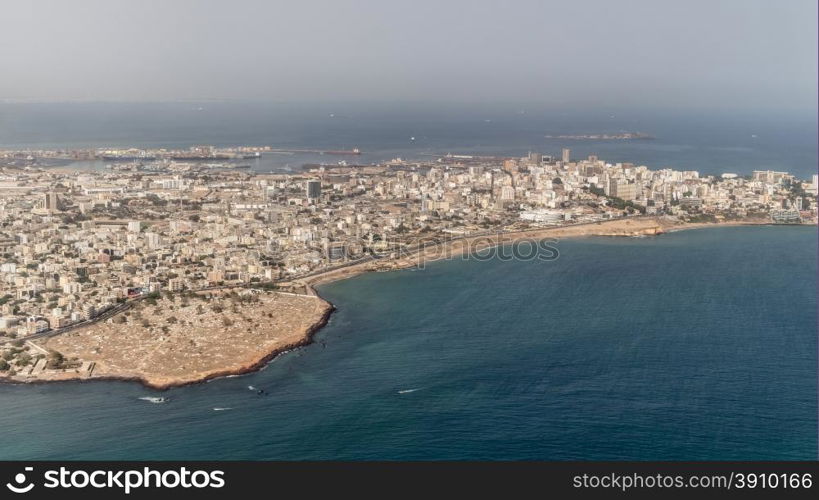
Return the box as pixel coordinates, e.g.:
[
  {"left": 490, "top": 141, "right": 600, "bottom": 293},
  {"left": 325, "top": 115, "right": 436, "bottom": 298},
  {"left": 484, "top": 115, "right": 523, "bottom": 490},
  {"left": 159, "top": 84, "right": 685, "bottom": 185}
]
[
  {"left": 397, "top": 388, "right": 421, "bottom": 394},
  {"left": 213, "top": 407, "right": 233, "bottom": 411}
]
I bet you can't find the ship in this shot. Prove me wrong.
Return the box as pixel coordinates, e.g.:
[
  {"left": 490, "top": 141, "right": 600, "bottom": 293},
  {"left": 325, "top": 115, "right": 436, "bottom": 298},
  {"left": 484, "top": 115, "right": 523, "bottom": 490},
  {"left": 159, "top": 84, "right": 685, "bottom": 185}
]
[
  {"left": 203, "top": 164, "right": 252, "bottom": 169},
  {"left": 543, "top": 132, "right": 654, "bottom": 140},
  {"left": 323, "top": 148, "right": 361, "bottom": 155},
  {"left": 100, "top": 155, "right": 156, "bottom": 161},
  {"left": 169, "top": 154, "right": 231, "bottom": 161}
]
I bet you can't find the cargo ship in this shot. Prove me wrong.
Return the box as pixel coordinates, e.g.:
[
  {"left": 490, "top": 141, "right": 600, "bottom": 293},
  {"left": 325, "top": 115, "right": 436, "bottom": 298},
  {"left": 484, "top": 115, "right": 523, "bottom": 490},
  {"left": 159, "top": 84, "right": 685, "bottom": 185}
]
[
  {"left": 100, "top": 155, "right": 157, "bottom": 161},
  {"left": 544, "top": 132, "right": 654, "bottom": 140},
  {"left": 265, "top": 147, "right": 361, "bottom": 155},
  {"left": 324, "top": 148, "right": 361, "bottom": 155},
  {"left": 169, "top": 154, "right": 232, "bottom": 161}
]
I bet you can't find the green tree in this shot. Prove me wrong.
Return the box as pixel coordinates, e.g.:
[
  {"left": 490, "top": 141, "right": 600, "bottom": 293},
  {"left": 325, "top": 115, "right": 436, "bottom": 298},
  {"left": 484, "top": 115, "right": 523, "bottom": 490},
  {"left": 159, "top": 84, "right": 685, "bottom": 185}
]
[
  {"left": 45, "top": 350, "right": 65, "bottom": 369},
  {"left": 15, "top": 352, "right": 32, "bottom": 366}
]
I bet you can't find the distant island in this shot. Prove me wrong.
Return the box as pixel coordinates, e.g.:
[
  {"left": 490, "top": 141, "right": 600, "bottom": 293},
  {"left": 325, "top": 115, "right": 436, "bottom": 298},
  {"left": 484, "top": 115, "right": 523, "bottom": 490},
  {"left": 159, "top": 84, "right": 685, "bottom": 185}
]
[{"left": 544, "top": 132, "right": 655, "bottom": 140}]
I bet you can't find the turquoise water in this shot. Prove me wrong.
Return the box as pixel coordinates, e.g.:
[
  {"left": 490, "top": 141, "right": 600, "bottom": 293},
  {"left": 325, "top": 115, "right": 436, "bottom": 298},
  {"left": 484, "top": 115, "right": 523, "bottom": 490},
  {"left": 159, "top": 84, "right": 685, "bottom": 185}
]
[{"left": 0, "top": 226, "right": 815, "bottom": 460}]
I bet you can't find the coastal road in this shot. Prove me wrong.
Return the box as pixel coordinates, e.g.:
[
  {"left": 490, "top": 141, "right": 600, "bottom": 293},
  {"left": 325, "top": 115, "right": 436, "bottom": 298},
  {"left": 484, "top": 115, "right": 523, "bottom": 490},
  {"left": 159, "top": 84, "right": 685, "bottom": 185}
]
[{"left": 2, "top": 216, "right": 640, "bottom": 346}]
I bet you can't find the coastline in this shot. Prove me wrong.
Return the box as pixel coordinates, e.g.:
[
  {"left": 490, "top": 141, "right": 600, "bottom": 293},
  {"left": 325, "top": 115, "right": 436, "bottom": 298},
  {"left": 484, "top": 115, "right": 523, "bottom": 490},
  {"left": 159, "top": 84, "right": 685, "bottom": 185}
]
[
  {"left": 1, "top": 217, "right": 810, "bottom": 391},
  {"left": 2, "top": 290, "right": 335, "bottom": 390},
  {"left": 1, "top": 303, "right": 335, "bottom": 391},
  {"left": 299, "top": 217, "right": 783, "bottom": 288}
]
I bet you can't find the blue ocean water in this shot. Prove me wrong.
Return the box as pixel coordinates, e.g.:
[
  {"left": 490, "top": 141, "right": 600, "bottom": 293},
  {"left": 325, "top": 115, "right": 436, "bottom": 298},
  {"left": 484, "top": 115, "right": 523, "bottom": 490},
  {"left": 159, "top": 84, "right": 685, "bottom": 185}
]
[
  {"left": 0, "top": 102, "right": 816, "bottom": 178},
  {"left": 0, "top": 226, "right": 815, "bottom": 460}
]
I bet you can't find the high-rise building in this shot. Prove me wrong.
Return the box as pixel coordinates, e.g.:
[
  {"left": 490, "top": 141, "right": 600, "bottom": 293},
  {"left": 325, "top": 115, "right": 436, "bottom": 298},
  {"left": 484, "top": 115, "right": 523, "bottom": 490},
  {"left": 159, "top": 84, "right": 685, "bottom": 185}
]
[
  {"left": 325, "top": 242, "right": 347, "bottom": 261},
  {"left": 306, "top": 180, "right": 321, "bottom": 199},
  {"left": 528, "top": 152, "right": 542, "bottom": 164},
  {"left": 561, "top": 148, "right": 571, "bottom": 163},
  {"left": 752, "top": 170, "right": 789, "bottom": 184},
  {"left": 44, "top": 192, "right": 61, "bottom": 211},
  {"left": 809, "top": 175, "right": 819, "bottom": 196},
  {"left": 421, "top": 195, "right": 431, "bottom": 212},
  {"left": 609, "top": 179, "right": 637, "bottom": 200}
]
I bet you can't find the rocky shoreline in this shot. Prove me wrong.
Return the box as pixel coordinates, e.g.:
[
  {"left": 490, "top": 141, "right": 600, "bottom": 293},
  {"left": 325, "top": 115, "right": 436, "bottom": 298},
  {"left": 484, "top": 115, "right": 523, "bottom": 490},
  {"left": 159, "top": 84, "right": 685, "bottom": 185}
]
[
  {"left": 33, "top": 302, "right": 338, "bottom": 391},
  {"left": 2, "top": 289, "right": 334, "bottom": 390},
  {"left": 1, "top": 217, "right": 805, "bottom": 390}
]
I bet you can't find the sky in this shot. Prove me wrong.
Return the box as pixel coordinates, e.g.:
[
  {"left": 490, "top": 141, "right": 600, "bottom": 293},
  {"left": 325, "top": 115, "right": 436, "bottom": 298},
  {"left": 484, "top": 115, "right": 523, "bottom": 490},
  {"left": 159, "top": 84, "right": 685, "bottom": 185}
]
[{"left": 0, "top": 0, "right": 816, "bottom": 111}]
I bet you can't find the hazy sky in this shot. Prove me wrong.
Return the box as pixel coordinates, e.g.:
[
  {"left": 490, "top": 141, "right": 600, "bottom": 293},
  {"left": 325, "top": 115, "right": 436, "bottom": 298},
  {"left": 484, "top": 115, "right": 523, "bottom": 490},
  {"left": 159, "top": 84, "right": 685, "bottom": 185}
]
[{"left": 0, "top": 0, "right": 815, "bottom": 110}]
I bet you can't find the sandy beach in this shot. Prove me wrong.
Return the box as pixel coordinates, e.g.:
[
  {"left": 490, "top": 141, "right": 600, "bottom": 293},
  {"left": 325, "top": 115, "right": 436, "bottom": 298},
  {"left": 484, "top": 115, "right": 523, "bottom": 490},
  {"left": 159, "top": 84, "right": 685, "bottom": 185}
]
[
  {"left": 299, "top": 216, "right": 775, "bottom": 288},
  {"left": 1, "top": 216, "right": 799, "bottom": 390}
]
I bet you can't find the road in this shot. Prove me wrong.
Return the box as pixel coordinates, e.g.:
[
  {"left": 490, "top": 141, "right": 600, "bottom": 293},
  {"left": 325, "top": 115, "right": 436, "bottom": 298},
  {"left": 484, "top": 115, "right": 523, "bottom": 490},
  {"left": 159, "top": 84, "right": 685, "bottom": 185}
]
[{"left": 1, "top": 216, "right": 632, "bottom": 346}]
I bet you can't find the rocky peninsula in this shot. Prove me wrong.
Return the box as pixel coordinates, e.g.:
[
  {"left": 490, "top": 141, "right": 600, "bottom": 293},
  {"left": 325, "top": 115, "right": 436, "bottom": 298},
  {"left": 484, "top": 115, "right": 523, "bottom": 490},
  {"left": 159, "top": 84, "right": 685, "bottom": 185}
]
[{"left": 2, "top": 289, "right": 332, "bottom": 389}]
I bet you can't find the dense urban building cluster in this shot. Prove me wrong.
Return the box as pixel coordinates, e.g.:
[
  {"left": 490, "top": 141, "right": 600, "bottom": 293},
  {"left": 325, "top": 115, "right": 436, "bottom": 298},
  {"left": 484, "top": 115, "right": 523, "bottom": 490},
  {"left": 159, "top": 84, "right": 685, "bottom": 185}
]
[{"left": 0, "top": 146, "right": 816, "bottom": 342}]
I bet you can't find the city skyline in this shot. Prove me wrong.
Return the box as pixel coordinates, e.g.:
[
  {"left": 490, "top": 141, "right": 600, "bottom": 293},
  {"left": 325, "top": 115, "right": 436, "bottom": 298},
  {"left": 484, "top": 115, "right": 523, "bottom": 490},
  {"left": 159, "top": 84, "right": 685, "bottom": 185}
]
[
  {"left": 0, "top": 0, "right": 816, "bottom": 475},
  {"left": 1, "top": 140, "right": 815, "bottom": 386}
]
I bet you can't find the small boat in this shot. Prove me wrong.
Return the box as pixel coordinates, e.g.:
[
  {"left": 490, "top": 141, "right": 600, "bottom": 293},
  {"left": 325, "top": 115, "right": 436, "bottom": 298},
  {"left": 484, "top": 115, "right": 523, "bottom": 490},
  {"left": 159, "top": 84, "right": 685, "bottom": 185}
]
[
  {"left": 138, "top": 396, "right": 169, "bottom": 404},
  {"left": 213, "top": 407, "right": 233, "bottom": 411},
  {"left": 397, "top": 388, "right": 420, "bottom": 394}
]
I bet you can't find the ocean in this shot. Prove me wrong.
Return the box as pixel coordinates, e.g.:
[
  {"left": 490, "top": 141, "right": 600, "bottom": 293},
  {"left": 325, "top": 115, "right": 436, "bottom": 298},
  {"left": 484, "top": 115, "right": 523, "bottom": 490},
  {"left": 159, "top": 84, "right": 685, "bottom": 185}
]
[
  {"left": 0, "top": 101, "right": 817, "bottom": 179},
  {"left": 0, "top": 226, "right": 815, "bottom": 460}
]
